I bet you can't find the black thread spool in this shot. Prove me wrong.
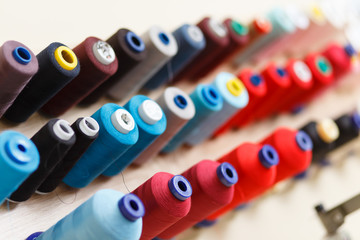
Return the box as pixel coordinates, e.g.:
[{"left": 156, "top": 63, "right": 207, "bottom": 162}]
[
  {"left": 37, "top": 117, "right": 99, "bottom": 193},
  {"left": 300, "top": 119, "right": 339, "bottom": 163},
  {"left": 40, "top": 38, "right": 118, "bottom": 117},
  {"left": 80, "top": 29, "right": 147, "bottom": 105},
  {"left": 331, "top": 113, "right": 360, "bottom": 150},
  {"left": 8, "top": 119, "right": 76, "bottom": 202},
  {"left": 4, "top": 42, "right": 80, "bottom": 123}
]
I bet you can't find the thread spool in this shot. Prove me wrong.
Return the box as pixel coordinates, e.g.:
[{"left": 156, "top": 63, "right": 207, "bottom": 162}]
[
  {"left": 80, "top": 29, "right": 147, "bottom": 105},
  {"left": 9, "top": 119, "right": 75, "bottom": 202},
  {"left": 4, "top": 42, "right": 80, "bottom": 123},
  {"left": 107, "top": 26, "right": 178, "bottom": 101},
  {"left": 261, "top": 128, "right": 313, "bottom": 182},
  {"left": 143, "top": 24, "right": 206, "bottom": 90},
  {"left": 214, "top": 69, "right": 267, "bottom": 135},
  {"left": 175, "top": 17, "right": 229, "bottom": 80},
  {"left": 322, "top": 43, "right": 354, "bottom": 79},
  {"left": 103, "top": 96, "right": 166, "bottom": 176},
  {"left": 162, "top": 85, "right": 223, "bottom": 153},
  {"left": 158, "top": 161, "right": 238, "bottom": 239},
  {"left": 63, "top": 103, "right": 139, "bottom": 188},
  {"left": 27, "top": 190, "right": 144, "bottom": 240},
  {"left": 331, "top": 113, "right": 360, "bottom": 150},
  {"left": 207, "top": 143, "right": 279, "bottom": 220},
  {"left": 40, "top": 37, "right": 118, "bottom": 116},
  {"left": 0, "top": 131, "right": 39, "bottom": 204},
  {"left": 132, "top": 173, "right": 192, "bottom": 240},
  {"left": 300, "top": 119, "right": 339, "bottom": 163},
  {"left": 0, "top": 41, "right": 38, "bottom": 118},
  {"left": 37, "top": 117, "right": 99, "bottom": 193},
  {"left": 133, "top": 87, "right": 195, "bottom": 165},
  {"left": 185, "top": 72, "right": 249, "bottom": 146}
]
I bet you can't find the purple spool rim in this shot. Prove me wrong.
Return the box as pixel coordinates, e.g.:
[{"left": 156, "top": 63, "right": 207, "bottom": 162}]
[
  {"left": 118, "top": 193, "right": 145, "bottom": 222},
  {"left": 216, "top": 162, "right": 238, "bottom": 187},
  {"left": 168, "top": 175, "right": 192, "bottom": 201},
  {"left": 295, "top": 130, "right": 313, "bottom": 151},
  {"left": 158, "top": 32, "right": 170, "bottom": 45},
  {"left": 351, "top": 112, "right": 360, "bottom": 131},
  {"left": 258, "top": 144, "right": 279, "bottom": 168},
  {"left": 125, "top": 31, "right": 145, "bottom": 53}
]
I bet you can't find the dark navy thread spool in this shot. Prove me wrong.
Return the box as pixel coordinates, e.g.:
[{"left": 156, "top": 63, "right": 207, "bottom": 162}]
[
  {"left": 27, "top": 190, "right": 144, "bottom": 240},
  {"left": 4, "top": 42, "right": 80, "bottom": 123},
  {"left": 37, "top": 117, "right": 99, "bottom": 193},
  {"left": 80, "top": 29, "right": 147, "bottom": 105},
  {"left": 331, "top": 113, "right": 360, "bottom": 150},
  {"left": 0, "top": 130, "right": 39, "bottom": 205},
  {"left": 9, "top": 119, "right": 76, "bottom": 202},
  {"left": 143, "top": 24, "right": 206, "bottom": 90},
  {"left": 40, "top": 38, "right": 118, "bottom": 117},
  {"left": 103, "top": 96, "right": 166, "bottom": 176},
  {"left": 63, "top": 103, "right": 139, "bottom": 188},
  {"left": 107, "top": 26, "right": 178, "bottom": 101},
  {"left": 162, "top": 84, "right": 223, "bottom": 153},
  {"left": 0, "top": 41, "right": 38, "bottom": 118}
]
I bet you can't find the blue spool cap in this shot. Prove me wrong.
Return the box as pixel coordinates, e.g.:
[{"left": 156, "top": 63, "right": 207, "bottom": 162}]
[
  {"left": 294, "top": 170, "right": 308, "bottom": 180},
  {"left": 26, "top": 232, "right": 43, "bottom": 240},
  {"left": 258, "top": 144, "right": 279, "bottom": 169},
  {"left": 195, "top": 219, "right": 218, "bottom": 228},
  {"left": 118, "top": 193, "right": 145, "bottom": 222},
  {"left": 202, "top": 85, "right": 220, "bottom": 106},
  {"left": 174, "top": 94, "right": 188, "bottom": 109},
  {"left": 295, "top": 131, "right": 313, "bottom": 151},
  {"left": 276, "top": 67, "right": 286, "bottom": 78},
  {"left": 351, "top": 112, "right": 360, "bottom": 131},
  {"left": 159, "top": 32, "right": 170, "bottom": 45},
  {"left": 344, "top": 44, "right": 356, "bottom": 57},
  {"left": 168, "top": 175, "right": 192, "bottom": 201},
  {"left": 216, "top": 162, "right": 238, "bottom": 187},
  {"left": 5, "top": 135, "right": 33, "bottom": 164},
  {"left": 12, "top": 47, "right": 32, "bottom": 65},
  {"left": 125, "top": 31, "right": 145, "bottom": 53},
  {"left": 250, "top": 74, "right": 263, "bottom": 86}
]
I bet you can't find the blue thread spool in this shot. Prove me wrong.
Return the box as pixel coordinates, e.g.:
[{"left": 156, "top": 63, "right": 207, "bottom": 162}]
[
  {"left": 27, "top": 189, "right": 144, "bottom": 240},
  {"left": 103, "top": 96, "right": 167, "bottom": 176},
  {"left": 162, "top": 84, "right": 223, "bottom": 153},
  {"left": 0, "top": 131, "right": 39, "bottom": 204},
  {"left": 63, "top": 103, "right": 139, "bottom": 188},
  {"left": 185, "top": 72, "right": 249, "bottom": 146},
  {"left": 144, "top": 24, "right": 206, "bottom": 90}
]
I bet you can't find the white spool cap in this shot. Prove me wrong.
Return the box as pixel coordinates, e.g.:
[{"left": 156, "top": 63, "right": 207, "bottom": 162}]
[
  {"left": 111, "top": 109, "right": 135, "bottom": 134},
  {"left": 138, "top": 100, "right": 163, "bottom": 125},
  {"left": 208, "top": 18, "right": 227, "bottom": 38},
  {"left": 53, "top": 119, "right": 75, "bottom": 141},
  {"left": 293, "top": 61, "right": 312, "bottom": 83},
  {"left": 284, "top": 5, "right": 310, "bottom": 30},
  {"left": 92, "top": 40, "right": 116, "bottom": 65},
  {"left": 187, "top": 25, "right": 204, "bottom": 42},
  {"left": 79, "top": 117, "right": 100, "bottom": 137}
]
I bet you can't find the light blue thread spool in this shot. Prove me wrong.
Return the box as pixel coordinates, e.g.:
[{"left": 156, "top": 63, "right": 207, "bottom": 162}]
[
  {"left": 30, "top": 189, "right": 144, "bottom": 240},
  {"left": 184, "top": 72, "right": 249, "bottom": 146},
  {"left": 0, "top": 130, "right": 39, "bottom": 205},
  {"left": 144, "top": 24, "right": 206, "bottom": 90},
  {"left": 63, "top": 103, "right": 139, "bottom": 188},
  {"left": 103, "top": 96, "right": 167, "bottom": 176},
  {"left": 162, "top": 84, "right": 223, "bottom": 153}
]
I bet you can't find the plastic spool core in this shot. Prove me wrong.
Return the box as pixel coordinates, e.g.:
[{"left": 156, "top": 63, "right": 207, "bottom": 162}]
[
  {"left": 202, "top": 86, "right": 219, "bottom": 106},
  {"left": 26, "top": 232, "right": 43, "bottom": 240},
  {"left": 138, "top": 100, "right": 163, "bottom": 125},
  {"left": 125, "top": 31, "right": 145, "bottom": 53},
  {"left": 226, "top": 79, "right": 243, "bottom": 97},
  {"left": 258, "top": 144, "right": 279, "bottom": 169},
  {"left": 111, "top": 109, "right": 135, "bottom": 134},
  {"left": 5, "top": 135, "right": 32, "bottom": 164},
  {"left": 174, "top": 95, "right": 188, "bottom": 109},
  {"left": 54, "top": 46, "right": 78, "bottom": 71},
  {"left": 351, "top": 113, "right": 360, "bottom": 131},
  {"left": 118, "top": 193, "right": 145, "bottom": 222},
  {"left": 250, "top": 74, "right": 262, "bottom": 86},
  {"left": 293, "top": 61, "right": 312, "bottom": 83},
  {"left": 159, "top": 32, "right": 170, "bottom": 45},
  {"left": 316, "top": 56, "right": 332, "bottom": 75},
  {"left": 254, "top": 18, "right": 272, "bottom": 33},
  {"left": 53, "top": 119, "right": 74, "bottom": 141},
  {"left": 231, "top": 20, "right": 249, "bottom": 36},
  {"left": 79, "top": 117, "right": 100, "bottom": 137},
  {"left": 92, "top": 40, "right": 116, "bottom": 65},
  {"left": 276, "top": 68, "right": 286, "bottom": 78},
  {"left": 12, "top": 47, "right": 31, "bottom": 65},
  {"left": 216, "top": 162, "right": 238, "bottom": 187},
  {"left": 316, "top": 119, "right": 340, "bottom": 143},
  {"left": 208, "top": 18, "right": 227, "bottom": 38},
  {"left": 344, "top": 44, "right": 356, "bottom": 57},
  {"left": 296, "top": 131, "right": 313, "bottom": 151},
  {"left": 168, "top": 175, "right": 192, "bottom": 201},
  {"left": 187, "top": 25, "right": 204, "bottom": 42}
]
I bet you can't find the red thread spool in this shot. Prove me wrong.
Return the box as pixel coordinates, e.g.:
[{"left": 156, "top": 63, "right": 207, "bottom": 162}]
[
  {"left": 132, "top": 172, "right": 192, "bottom": 240},
  {"left": 207, "top": 143, "right": 278, "bottom": 220},
  {"left": 40, "top": 37, "right": 118, "bottom": 116},
  {"left": 158, "top": 160, "right": 238, "bottom": 239},
  {"left": 322, "top": 43, "right": 353, "bottom": 79},
  {"left": 213, "top": 69, "right": 267, "bottom": 136},
  {"left": 260, "top": 128, "right": 313, "bottom": 182}
]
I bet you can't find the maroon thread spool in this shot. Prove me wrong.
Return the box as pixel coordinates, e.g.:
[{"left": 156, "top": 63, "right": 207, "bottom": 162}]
[
  {"left": 261, "top": 128, "right": 313, "bottom": 182},
  {"left": 158, "top": 160, "right": 238, "bottom": 239},
  {"left": 40, "top": 37, "right": 118, "bottom": 117},
  {"left": 0, "top": 41, "right": 38, "bottom": 118},
  {"left": 132, "top": 172, "right": 192, "bottom": 240}
]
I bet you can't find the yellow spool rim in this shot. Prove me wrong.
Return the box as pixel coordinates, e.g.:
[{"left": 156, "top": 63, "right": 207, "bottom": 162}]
[
  {"left": 309, "top": 5, "right": 326, "bottom": 24},
  {"left": 316, "top": 119, "right": 339, "bottom": 143},
  {"left": 226, "top": 78, "right": 243, "bottom": 97},
  {"left": 54, "top": 46, "right": 78, "bottom": 71}
]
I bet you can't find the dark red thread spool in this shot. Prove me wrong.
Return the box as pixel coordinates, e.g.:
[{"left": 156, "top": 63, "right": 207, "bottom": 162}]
[
  {"left": 40, "top": 37, "right": 118, "bottom": 116},
  {"left": 260, "top": 128, "right": 313, "bottom": 182},
  {"left": 207, "top": 143, "right": 279, "bottom": 220},
  {"left": 132, "top": 172, "right": 192, "bottom": 240},
  {"left": 158, "top": 160, "right": 238, "bottom": 239},
  {"left": 322, "top": 43, "right": 354, "bottom": 79}
]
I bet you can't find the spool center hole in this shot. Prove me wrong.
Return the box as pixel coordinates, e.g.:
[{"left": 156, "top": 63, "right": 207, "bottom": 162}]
[
  {"left": 60, "top": 124, "right": 70, "bottom": 133},
  {"left": 130, "top": 200, "right": 139, "bottom": 211},
  {"left": 276, "top": 68, "right": 286, "bottom": 77},
  {"left": 225, "top": 168, "right": 233, "bottom": 178},
  {"left": 209, "top": 89, "right": 218, "bottom": 100},
  {"left": 159, "top": 33, "right": 170, "bottom": 45},
  {"left": 17, "top": 48, "right": 31, "bottom": 61},
  {"left": 232, "top": 82, "right": 240, "bottom": 91},
  {"left": 17, "top": 144, "right": 26, "bottom": 152},
  {"left": 61, "top": 50, "right": 74, "bottom": 64},
  {"left": 85, "top": 119, "right": 95, "bottom": 130},
  {"left": 174, "top": 95, "right": 187, "bottom": 109},
  {"left": 178, "top": 181, "right": 187, "bottom": 192},
  {"left": 121, "top": 113, "right": 131, "bottom": 125},
  {"left": 267, "top": 150, "right": 274, "bottom": 159},
  {"left": 131, "top": 36, "right": 141, "bottom": 47}
]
